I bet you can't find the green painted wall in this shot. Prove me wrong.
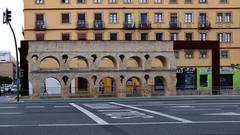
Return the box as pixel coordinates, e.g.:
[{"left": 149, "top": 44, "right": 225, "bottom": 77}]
[{"left": 197, "top": 67, "right": 240, "bottom": 91}]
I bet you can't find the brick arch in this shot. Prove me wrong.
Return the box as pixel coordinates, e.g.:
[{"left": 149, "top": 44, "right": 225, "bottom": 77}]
[
  {"left": 39, "top": 56, "right": 60, "bottom": 69},
  {"left": 99, "top": 55, "right": 117, "bottom": 68},
  {"left": 127, "top": 56, "right": 142, "bottom": 69},
  {"left": 69, "top": 56, "right": 89, "bottom": 69},
  {"left": 151, "top": 55, "right": 168, "bottom": 69}
]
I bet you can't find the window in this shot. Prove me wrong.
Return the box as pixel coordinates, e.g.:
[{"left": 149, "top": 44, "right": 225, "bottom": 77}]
[
  {"left": 217, "top": 33, "right": 232, "bottom": 43},
  {"left": 174, "top": 51, "right": 179, "bottom": 59},
  {"left": 109, "top": 0, "right": 117, "bottom": 3},
  {"left": 141, "top": 33, "right": 148, "bottom": 41},
  {"left": 184, "top": 13, "right": 192, "bottom": 23},
  {"left": 109, "top": 13, "right": 117, "bottom": 23},
  {"left": 36, "top": 33, "right": 44, "bottom": 41},
  {"left": 62, "top": 13, "right": 70, "bottom": 23},
  {"left": 169, "top": 0, "right": 177, "bottom": 4},
  {"left": 220, "top": 0, "right": 228, "bottom": 4},
  {"left": 185, "top": 33, "right": 193, "bottom": 41},
  {"left": 78, "top": 33, "right": 87, "bottom": 40},
  {"left": 199, "top": 33, "right": 207, "bottom": 41},
  {"left": 185, "top": 50, "right": 193, "bottom": 59},
  {"left": 125, "top": 33, "right": 132, "bottom": 40},
  {"left": 199, "top": 50, "right": 208, "bottom": 59},
  {"left": 36, "top": 0, "right": 44, "bottom": 4},
  {"left": 61, "top": 0, "right": 69, "bottom": 4},
  {"left": 220, "top": 50, "right": 229, "bottom": 58},
  {"left": 217, "top": 13, "right": 231, "bottom": 23},
  {"left": 155, "top": 0, "right": 163, "bottom": 3},
  {"left": 185, "top": 0, "right": 192, "bottom": 4},
  {"left": 155, "top": 13, "right": 163, "bottom": 23},
  {"left": 199, "top": 0, "right": 207, "bottom": 3},
  {"left": 139, "top": 0, "right": 148, "bottom": 4},
  {"left": 110, "top": 33, "right": 117, "bottom": 40},
  {"left": 95, "top": 33, "right": 103, "bottom": 40},
  {"left": 36, "top": 14, "right": 45, "bottom": 28},
  {"left": 62, "top": 33, "right": 70, "bottom": 40},
  {"left": 77, "top": 0, "right": 85, "bottom": 3},
  {"left": 156, "top": 33, "right": 163, "bottom": 41},
  {"left": 124, "top": 0, "right": 132, "bottom": 3},
  {"left": 224, "top": 13, "right": 231, "bottom": 22},
  {"left": 200, "top": 75, "right": 208, "bottom": 87},
  {"left": 124, "top": 13, "right": 133, "bottom": 24},
  {"left": 94, "top": 0, "right": 102, "bottom": 3},
  {"left": 170, "top": 33, "right": 178, "bottom": 41}
]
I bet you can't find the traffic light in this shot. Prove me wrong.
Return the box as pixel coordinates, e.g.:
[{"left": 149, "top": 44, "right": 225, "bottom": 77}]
[{"left": 3, "top": 8, "right": 11, "bottom": 24}]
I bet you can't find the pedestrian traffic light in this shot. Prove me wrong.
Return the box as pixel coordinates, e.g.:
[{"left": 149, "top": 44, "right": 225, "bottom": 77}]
[{"left": 3, "top": 8, "right": 11, "bottom": 24}]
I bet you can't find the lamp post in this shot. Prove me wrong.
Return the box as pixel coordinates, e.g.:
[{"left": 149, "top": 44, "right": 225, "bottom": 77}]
[{"left": 3, "top": 8, "right": 20, "bottom": 102}]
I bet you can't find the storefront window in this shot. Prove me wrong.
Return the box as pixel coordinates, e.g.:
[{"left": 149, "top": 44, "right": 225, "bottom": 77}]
[{"left": 200, "top": 75, "right": 208, "bottom": 87}]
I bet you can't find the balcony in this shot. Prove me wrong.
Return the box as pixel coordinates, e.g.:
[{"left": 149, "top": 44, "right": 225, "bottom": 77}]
[
  {"left": 138, "top": 22, "right": 151, "bottom": 29},
  {"left": 198, "top": 21, "right": 211, "bottom": 30},
  {"left": 123, "top": 22, "right": 135, "bottom": 29},
  {"left": 76, "top": 20, "right": 88, "bottom": 30},
  {"left": 169, "top": 22, "right": 181, "bottom": 30},
  {"left": 35, "top": 21, "right": 46, "bottom": 31},
  {"left": 93, "top": 20, "right": 105, "bottom": 30}
]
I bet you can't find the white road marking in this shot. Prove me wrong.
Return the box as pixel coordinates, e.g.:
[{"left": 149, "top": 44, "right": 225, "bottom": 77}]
[
  {"left": 2, "top": 121, "right": 240, "bottom": 127},
  {"left": 98, "top": 109, "right": 132, "bottom": 112},
  {"left": 69, "top": 103, "right": 108, "bottom": 125},
  {"left": 169, "top": 109, "right": 221, "bottom": 111},
  {"left": 53, "top": 106, "right": 70, "bottom": 108},
  {"left": 167, "top": 106, "right": 195, "bottom": 108},
  {"left": 83, "top": 103, "right": 121, "bottom": 109},
  {"left": 0, "top": 112, "right": 24, "bottom": 115},
  {"left": 203, "top": 112, "right": 240, "bottom": 116},
  {"left": 110, "top": 102, "right": 192, "bottom": 123},
  {"left": 25, "top": 106, "right": 45, "bottom": 109},
  {"left": 132, "top": 103, "right": 240, "bottom": 107},
  {"left": 0, "top": 106, "right": 16, "bottom": 109}
]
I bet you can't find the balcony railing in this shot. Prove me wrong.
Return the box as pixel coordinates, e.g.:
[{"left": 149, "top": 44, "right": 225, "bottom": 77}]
[
  {"left": 35, "top": 21, "right": 46, "bottom": 30},
  {"left": 123, "top": 22, "right": 135, "bottom": 29},
  {"left": 76, "top": 20, "right": 88, "bottom": 30},
  {"left": 138, "top": 22, "right": 152, "bottom": 29},
  {"left": 198, "top": 21, "right": 211, "bottom": 30},
  {"left": 169, "top": 21, "right": 181, "bottom": 30},
  {"left": 93, "top": 20, "right": 105, "bottom": 29}
]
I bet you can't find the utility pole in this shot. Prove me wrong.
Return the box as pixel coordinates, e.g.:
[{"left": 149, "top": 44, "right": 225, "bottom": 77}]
[{"left": 3, "top": 8, "right": 20, "bottom": 102}]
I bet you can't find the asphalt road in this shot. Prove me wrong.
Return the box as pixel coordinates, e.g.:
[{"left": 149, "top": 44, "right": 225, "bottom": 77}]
[{"left": 0, "top": 98, "right": 240, "bottom": 135}]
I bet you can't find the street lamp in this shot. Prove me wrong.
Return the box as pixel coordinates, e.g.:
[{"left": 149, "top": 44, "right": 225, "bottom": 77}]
[{"left": 3, "top": 8, "right": 20, "bottom": 102}]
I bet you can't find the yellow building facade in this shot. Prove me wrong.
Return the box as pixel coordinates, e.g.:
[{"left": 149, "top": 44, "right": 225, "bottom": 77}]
[{"left": 23, "top": 0, "right": 240, "bottom": 92}]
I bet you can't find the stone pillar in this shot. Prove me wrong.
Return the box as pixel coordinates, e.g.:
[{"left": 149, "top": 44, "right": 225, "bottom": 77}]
[
  {"left": 89, "top": 80, "right": 98, "bottom": 98},
  {"left": 164, "top": 73, "right": 177, "bottom": 96},
  {"left": 144, "top": 58, "right": 151, "bottom": 70},
  {"left": 116, "top": 78, "right": 126, "bottom": 97},
  {"left": 143, "top": 77, "right": 154, "bottom": 97},
  {"left": 61, "top": 85, "right": 70, "bottom": 98},
  {"left": 31, "top": 78, "right": 41, "bottom": 99}
]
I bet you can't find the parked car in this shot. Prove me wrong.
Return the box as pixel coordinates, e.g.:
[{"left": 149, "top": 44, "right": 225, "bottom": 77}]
[{"left": 10, "top": 85, "right": 18, "bottom": 94}]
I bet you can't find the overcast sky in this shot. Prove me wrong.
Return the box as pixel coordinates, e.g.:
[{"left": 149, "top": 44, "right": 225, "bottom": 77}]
[{"left": 0, "top": 0, "right": 24, "bottom": 58}]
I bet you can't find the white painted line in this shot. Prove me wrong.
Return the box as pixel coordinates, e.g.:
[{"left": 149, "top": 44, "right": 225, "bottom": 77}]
[
  {"left": 2, "top": 121, "right": 240, "bottom": 127},
  {"left": 203, "top": 112, "right": 240, "bottom": 116},
  {"left": 69, "top": 103, "right": 108, "bottom": 125},
  {"left": 0, "top": 106, "right": 16, "bottom": 109},
  {"left": 98, "top": 109, "right": 132, "bottom": 112},
  {"left": 167, "top": 106, "right": 195, "bottom": 108},
  {"left": 168, "top": 109, "right": 221, "bottom": 111},
  {"left": 132, "top": 103, "right": 240, "bottom": 107},
  {"left": 110, "top": 102, "right": 192, "bottom": 123},
  {"left": 25, "top": 106, "right": 45, "bottom": 109},
  {"left": 53, "top": 106, "right": 70, "bottom": 108},
  {"left": 0, "top": 112, "right": 24, "bottom": 115}
]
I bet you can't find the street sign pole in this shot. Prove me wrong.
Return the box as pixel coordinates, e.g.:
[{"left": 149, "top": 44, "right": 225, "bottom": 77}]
[{"left": 3, "top": 8, "right": 20, "bottom": 102}]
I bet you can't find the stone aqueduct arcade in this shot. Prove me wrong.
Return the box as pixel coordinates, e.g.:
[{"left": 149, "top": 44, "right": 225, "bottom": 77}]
[{"left": 21, "top": 41, "right": 177, "bottom": 99}]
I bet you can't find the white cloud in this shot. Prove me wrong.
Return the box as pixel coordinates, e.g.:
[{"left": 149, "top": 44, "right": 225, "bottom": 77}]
[{"left": 0, "top": 0, "right": 24, "bottom": 59}]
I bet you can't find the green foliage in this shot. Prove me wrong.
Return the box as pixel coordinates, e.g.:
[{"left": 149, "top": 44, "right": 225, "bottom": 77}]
[{"left": 0, "top": 76, "right": 13, "bottom": 85}]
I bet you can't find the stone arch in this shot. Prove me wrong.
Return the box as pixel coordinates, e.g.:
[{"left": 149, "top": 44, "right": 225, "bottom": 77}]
[
  {"left": 40, "top": 77, "right": 61, "bottom": 97},
  {"left": 153, "top": 76, "right": 166, "bottom": 96},
  {"left": 31, "top": 55, "right": 39, "bottom": 64},
  {"left": 127, "top": 56, "right": 142, "bottom": 68},
  {"left": 151, "top": 56, "right": 167, "bottom": 68},
  {"left": 69, "top": 56, "right": 88, "bottom": 69},
  {"left": 126, "top": 76, "right": 142, "bottom": 96},
  {"left": 99, "top": 56, "right": 117, "bottom": 68},
  {"left": 40, "top": 56, "right": 60, "bottom": 69},
  {"left": 98, "top": 77, "right": 116, "bottom": 96},
  {"left": 70, "top": 76, "right": 89, "bottom": 97}
]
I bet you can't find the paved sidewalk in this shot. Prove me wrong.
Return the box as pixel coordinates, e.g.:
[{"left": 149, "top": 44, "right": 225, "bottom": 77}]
[
  {"left": 0, "top": 95, "right": 16, "bottom": 103},
  {"left": 20, "top": 95, "right": 240, "bottom": 103}
]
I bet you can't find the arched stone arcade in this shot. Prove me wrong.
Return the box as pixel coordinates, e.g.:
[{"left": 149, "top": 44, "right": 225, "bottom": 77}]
[{"left": 27, "top": 41, "right": 176, "bottom": 98}]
